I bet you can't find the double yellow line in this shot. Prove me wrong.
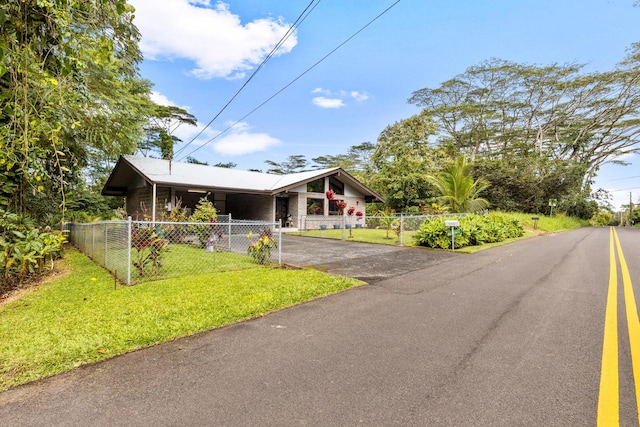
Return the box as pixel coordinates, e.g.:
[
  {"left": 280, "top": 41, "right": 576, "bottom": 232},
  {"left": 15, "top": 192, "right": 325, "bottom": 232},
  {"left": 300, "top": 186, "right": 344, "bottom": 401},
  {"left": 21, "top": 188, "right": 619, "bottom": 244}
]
[{"left": 598, "top": 227, "right": 640, "bottom": 425}]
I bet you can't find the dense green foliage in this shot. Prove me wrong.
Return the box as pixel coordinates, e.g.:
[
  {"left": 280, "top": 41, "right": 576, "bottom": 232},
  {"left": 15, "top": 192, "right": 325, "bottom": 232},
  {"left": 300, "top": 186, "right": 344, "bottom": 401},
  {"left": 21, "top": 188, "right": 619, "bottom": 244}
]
[
  {"left": 0, "top": 0, "right": 152, "bottom": 219},
  {"left": 414, "top": 214, "right": 524, "bottom": 249},
  {"left": 0, "top": 209, "right": 65, "bottom": 291}
]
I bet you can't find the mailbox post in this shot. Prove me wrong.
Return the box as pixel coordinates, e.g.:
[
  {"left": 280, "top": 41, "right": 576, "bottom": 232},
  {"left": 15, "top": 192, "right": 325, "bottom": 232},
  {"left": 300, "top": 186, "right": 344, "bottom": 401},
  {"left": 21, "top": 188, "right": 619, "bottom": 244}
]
[
  {"left": 531, "top": 216, "right": 540, "bottom": 230},
  {"left": 445, "top": 220, "right": 460, "bottom": 250}
]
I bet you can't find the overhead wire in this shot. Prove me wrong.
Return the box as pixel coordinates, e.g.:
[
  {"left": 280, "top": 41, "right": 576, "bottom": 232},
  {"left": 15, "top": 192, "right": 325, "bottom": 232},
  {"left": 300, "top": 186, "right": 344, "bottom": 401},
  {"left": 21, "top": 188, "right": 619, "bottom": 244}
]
[
  {"left": 173, "top": 0, "right": 322, "bottom": 158},
  {"left": 177, "top": 0, "right": 402, "bottom": 161}
]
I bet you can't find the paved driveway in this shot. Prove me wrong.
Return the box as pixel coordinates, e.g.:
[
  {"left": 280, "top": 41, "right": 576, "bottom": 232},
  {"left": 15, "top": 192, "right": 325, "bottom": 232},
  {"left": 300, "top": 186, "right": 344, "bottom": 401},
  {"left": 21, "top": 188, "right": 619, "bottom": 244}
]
[{"left": 280, "top": 234, "right": 459, "bottom": 283}]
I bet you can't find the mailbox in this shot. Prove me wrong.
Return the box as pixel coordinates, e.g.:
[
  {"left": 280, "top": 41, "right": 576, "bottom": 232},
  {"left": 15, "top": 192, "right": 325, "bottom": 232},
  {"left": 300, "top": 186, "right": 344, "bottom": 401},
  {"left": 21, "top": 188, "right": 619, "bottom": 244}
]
[{"left": 531, "top": 216, "right": 540, "bottom": 230}]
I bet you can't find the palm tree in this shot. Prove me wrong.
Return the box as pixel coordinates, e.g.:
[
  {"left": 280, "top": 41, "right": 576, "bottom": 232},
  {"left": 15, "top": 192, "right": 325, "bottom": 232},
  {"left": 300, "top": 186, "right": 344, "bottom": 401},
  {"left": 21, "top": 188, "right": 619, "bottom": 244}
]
[{"left": 427, "top": 156, "right": 490, "bottom": 213}]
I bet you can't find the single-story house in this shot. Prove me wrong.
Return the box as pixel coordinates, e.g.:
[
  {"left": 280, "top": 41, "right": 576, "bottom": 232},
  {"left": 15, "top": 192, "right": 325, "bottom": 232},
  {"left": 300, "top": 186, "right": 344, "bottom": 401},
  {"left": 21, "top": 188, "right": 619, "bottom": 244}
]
[{"left": 101, "top": 155, "right": 384, "bottom": 227}]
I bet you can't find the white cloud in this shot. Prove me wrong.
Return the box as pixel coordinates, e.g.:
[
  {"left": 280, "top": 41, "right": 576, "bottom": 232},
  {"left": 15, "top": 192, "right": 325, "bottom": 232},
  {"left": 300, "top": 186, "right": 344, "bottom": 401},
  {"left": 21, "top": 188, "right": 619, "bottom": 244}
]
[
  {"left": 130, "top": 0, "right": 297, "bottom": 79},
  {"left": 350, "top": 91, "right": 369, "bottom": 102},
  {"left": 310, "top": 88, "right": 368, "bottom": 108},
  {"left": 213, "top": 132, "right": 281, "bottom": 155},
  {"left": 149, "top": 91, "right": 192, "bottom": 111},
  {"left": 312, "top": 97, "right": 345, "bottom": 109},
  {"left": 311, "top": 87, "right": 331, "bottom": 96}
]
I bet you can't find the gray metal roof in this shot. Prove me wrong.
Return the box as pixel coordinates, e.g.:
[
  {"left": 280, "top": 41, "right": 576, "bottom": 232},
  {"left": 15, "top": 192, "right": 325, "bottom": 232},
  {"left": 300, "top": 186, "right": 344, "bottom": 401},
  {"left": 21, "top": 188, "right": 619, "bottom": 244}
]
[{"left": 102, "top": 155, "right": 384, "bottom": 201}]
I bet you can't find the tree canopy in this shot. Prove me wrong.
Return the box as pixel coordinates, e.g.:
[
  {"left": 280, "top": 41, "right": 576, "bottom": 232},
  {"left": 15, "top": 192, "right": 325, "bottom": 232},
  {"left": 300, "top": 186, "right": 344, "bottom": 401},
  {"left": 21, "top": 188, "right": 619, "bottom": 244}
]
[
  {"left": 0, "top": 0, "right": 153, "bottom": 220},
  {"left": 401, "top": 53, "right": 640, "bottom": 215}
]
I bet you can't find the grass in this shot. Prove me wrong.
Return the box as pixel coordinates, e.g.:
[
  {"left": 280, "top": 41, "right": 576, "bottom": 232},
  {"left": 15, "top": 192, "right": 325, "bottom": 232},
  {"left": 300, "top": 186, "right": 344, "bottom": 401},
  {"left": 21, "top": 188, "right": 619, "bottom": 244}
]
[
  {"left": 0, "top": 249, "right": 363, "bottom": 392},
  {"left": 135, "top": 243, "right": 260, "bottom": 284},
  {"left": 299, "top": 212, "right": 590, "bottom": 252},
  {"left": 499, "top": 212, "right": 590, "bottom": 233},
  {"left": 300, "top": 228, "right": 418, "bottom": 246}
]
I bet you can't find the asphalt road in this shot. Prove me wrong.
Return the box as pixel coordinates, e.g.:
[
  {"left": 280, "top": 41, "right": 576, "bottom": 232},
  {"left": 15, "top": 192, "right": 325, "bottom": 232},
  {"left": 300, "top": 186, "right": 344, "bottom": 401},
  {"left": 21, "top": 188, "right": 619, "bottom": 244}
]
[{"left": 1, "top": 227, "right": 639, "bottom": 426}]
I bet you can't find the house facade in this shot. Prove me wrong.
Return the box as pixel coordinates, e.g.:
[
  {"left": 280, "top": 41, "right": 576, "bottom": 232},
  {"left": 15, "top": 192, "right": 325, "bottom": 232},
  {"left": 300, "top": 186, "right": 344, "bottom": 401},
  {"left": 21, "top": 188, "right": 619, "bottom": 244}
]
[{"left": 102, "top": 155, "right": 384, "bottom": 227}]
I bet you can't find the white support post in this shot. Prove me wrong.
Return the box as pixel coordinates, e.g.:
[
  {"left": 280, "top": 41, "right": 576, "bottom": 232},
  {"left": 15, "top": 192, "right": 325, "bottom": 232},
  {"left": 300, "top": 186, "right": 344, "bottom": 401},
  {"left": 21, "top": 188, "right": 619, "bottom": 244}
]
[
  {"left": 152, "top": 183, "right": 157, "bottom": 224},
  {"left": 278, "top": 220, "right": 282, "bottom": 265},
  {"left": 228, "top": 213, "right": 232, "bottom": 251}
]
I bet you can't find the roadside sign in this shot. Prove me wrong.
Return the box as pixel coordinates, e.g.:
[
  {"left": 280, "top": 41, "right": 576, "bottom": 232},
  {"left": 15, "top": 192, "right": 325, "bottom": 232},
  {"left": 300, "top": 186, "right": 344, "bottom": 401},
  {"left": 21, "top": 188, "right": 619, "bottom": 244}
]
[
  {"left": 445, "top": 220, "right": 460, "bottom": 227},
  {"left": 450, "top": 229, "right": 462, "bottom": 236}
]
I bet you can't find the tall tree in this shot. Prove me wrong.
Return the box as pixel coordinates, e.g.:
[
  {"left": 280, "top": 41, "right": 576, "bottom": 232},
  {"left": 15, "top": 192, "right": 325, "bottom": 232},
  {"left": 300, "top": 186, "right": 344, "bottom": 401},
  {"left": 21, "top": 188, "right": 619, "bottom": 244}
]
[
  {"left": 407, "top": 55, "right": 640, "bottom": 215},
  {"left": 265, "top": 155, "right": 308, "bottom": 174},
  {"left": 370, "top": 112, "right": 445, "bottom": 209},
  {"left": 408, "top": 58, "right": 640, "bottom": 189},
  {"left": 138, "top": 105, "right": 197, "bottom": 160},
  {"left": 0, "top": 0, "right": 152, "bottom": 221}
]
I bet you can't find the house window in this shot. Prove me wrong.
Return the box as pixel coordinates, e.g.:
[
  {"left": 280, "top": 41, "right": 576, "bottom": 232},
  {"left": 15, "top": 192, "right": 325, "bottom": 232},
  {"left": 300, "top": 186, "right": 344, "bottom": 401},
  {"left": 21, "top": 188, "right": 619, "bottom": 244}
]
[
  {"left": 307, "top": 198, "right": 324, "bottom": 215},
  {"left": 329, "top": 199, "right": 346, "bottom": 215},
  {"left": 307, "top": 178, "right": 324, "bottom": 193},
  {"left": 329, "top": 176, "right": 344, "bottom": 195}
]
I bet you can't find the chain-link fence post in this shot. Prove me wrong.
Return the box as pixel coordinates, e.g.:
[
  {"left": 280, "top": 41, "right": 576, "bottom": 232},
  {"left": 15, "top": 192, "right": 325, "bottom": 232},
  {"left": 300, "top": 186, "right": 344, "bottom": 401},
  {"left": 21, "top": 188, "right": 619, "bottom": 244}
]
[
  {"left": 127, "top": 216, "right": 132, "bottom": 285},
  {"left": 400, "top": 214, "right": 404, "bottom": 246},
  {"left": 104, "top": 223, "right": 108, "bottom": 267}
]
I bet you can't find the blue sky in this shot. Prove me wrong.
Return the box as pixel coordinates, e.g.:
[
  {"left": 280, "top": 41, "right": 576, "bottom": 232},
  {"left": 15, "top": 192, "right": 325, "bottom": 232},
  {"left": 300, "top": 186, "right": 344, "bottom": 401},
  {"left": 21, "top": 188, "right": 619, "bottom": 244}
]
[{"left": 129, "top": 0, "right": 640, "bottom": 209}]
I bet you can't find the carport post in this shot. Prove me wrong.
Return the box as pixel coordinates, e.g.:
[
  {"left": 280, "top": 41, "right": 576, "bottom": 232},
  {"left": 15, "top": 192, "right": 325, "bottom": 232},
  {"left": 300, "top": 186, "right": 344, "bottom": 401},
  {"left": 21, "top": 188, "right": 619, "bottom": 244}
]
[
  {"left": 342, "top": 215, "right": 346, "bottom": 241},
  {"left": 228, "top": 213, "right": 232, "bottom": 251}
]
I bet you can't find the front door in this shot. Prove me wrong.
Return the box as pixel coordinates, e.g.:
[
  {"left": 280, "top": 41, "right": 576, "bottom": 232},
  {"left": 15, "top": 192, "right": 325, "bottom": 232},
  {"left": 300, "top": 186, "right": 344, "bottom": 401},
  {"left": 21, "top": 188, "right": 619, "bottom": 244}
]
[{"left": 275, "top": 197, "right": 289, "bottom": 226}]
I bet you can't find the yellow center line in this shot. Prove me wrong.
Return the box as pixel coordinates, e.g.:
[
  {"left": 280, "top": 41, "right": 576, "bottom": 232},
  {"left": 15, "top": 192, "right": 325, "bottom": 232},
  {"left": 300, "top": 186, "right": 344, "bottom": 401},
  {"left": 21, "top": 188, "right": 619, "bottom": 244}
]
[
  {"left": 597, "top": 227, "right": 619, "bottom": 426},
  {"left": 613, "top": 227, "right": 640, "bottom": 425}
]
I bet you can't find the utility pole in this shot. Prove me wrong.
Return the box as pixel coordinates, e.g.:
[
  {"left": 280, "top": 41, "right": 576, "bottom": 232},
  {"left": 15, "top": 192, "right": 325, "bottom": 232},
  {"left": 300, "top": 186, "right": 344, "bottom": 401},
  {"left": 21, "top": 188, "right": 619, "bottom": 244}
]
[{"left": 631, "top": 192, "right": 634, "bottom": 226}]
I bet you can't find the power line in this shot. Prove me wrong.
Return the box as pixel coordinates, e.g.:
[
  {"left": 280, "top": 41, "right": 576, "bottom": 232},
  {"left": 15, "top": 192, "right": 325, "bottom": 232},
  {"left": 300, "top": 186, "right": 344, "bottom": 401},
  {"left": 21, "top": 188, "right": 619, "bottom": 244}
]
[
  {"left": 173, "top": 0, "right": 322, "bottom": 158},
  {"left": 606, "top": 186, "right": 640, "bottom": 192},
  {"left": 602, "top": 175, "right": 640, "bottom": 182},
  {"left": 177, "top": 0, "right": 402, "bottom": 161}
]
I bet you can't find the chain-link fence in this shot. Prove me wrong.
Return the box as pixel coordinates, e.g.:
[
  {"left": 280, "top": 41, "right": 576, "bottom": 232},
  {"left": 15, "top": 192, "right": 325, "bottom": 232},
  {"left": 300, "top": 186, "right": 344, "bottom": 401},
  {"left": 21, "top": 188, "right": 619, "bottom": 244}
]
[
  {"left": 67, "top": 218, "right": 281, "bottom": 285},
  {"left": 298, "top": 214, "right": 464, "bottom": 246}
]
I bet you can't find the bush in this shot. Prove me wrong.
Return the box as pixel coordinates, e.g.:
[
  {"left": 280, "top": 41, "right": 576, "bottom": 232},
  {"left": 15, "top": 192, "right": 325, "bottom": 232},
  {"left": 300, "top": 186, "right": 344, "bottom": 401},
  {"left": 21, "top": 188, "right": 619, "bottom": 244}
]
[
  {"left": 414, "top": 213, "right": 524, "bottom": 249},
  {"left": 0, "top": 209, "right": 65, "bottom": 292},
  {"left": 188, "top": 196, "right": 218, "bottom": 247},
  {"left": 590, "top": 210, "right": 613, "bottom": 227}
]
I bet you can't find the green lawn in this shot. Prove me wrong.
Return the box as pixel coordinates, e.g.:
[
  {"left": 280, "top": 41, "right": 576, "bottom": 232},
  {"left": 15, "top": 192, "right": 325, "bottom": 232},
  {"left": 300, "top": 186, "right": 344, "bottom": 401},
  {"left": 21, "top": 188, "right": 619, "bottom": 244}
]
[
  {"left": 0, "top": 250, "right": 362, "bottom": 392},
  {"left": 299, "top": 213, "right": 590, "bottom": 251},
  {"left": 135, "top": 243, "right": 261, "bottom": 284},
  {"left": 300, "top": 227, "right": 418, "bottom": 246}
]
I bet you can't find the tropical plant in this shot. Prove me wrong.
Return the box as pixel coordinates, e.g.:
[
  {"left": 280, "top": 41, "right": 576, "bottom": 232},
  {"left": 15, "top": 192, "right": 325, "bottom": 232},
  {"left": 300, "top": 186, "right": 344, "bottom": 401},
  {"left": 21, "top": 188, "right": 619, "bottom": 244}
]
[
  {"left": 130, "top": 227, "right": 168, "bottom": 277},
  {"left": 0, "top": 209, "right": 65, "bottom": 291},
  {"left": 414, "top": 214, "right": 524, "bottom": 249},
  {"left": 376, "top": 208, "right": 399, "bottom": 239},
  {"left": 188, "top": 196, "right": 218, "bottom": 247},
  {"left": 427, "top": 156, "right": 490, "bottom": 213},
  {"left": 247, "top": 228, "right": 278, "bottom": 264}
]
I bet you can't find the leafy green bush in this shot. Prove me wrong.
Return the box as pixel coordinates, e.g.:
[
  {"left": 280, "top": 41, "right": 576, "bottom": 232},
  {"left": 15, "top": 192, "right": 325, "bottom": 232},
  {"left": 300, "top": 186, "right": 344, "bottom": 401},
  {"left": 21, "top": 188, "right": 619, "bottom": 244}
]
[
  {"left": 590, "top": 210, "right": 613, "bottom": 227},
  {"left": 414, "top": 213, "right": 523, "bottom": 249},
  {"left": 0, "top": 209, "right": 65, "bottom": 291},
  {"left": 188, "top": 196, "right": 218, "bottom": 247}
]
